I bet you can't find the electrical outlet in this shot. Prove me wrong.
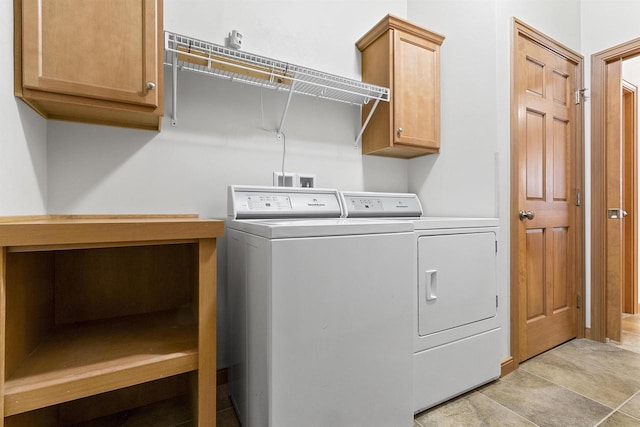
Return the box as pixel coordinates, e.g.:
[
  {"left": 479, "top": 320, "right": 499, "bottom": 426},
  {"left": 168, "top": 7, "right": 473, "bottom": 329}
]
[
  {"left": 299, "top": 175, "right": 315, "bottom": 188},
  {"left": 273, "top": 172, "right": 316, "bottom": 188},
  {"left": 273, "top": 172, "right": 295, "bottom": 187}
]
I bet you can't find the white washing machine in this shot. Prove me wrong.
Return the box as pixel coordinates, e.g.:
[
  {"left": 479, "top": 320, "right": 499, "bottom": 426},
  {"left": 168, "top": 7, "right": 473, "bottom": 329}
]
[
  {"left": 226, "top": 186, "right": 414, "bottom": 427},
  {"left": 341, "top": 191, "right": 501, "bottom": 414}
]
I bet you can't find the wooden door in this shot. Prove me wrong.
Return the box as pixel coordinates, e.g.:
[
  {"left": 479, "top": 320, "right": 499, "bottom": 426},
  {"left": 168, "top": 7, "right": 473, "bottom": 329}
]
[
  {"left": 512, "top": 23, "right": 582, "bottom": 361},
  {"left": 394, "top": 29, "right": 440, "bottom": 150},
  {"left": 622, "top": 81, "right": 638, "bottom": 315},
  {"left": 20, "top": 0, "right": 160, "bottom": 107},
  {"left": 605, "top": 61, "right": 624, "bottom": 341}
]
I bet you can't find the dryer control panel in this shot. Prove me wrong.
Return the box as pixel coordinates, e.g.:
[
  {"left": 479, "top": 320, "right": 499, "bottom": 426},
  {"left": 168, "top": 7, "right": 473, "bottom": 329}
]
[{"left": 341, "top": 191, "right": 423, "bottom": 218}]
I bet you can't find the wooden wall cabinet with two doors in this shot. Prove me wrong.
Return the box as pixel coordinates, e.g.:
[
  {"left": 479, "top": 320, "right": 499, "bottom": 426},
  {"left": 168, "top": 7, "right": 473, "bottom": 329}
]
[
  {"left": 356, "top": 15, "right": 445, "bottom": 158},
  {"left": 14, "top": 0, "right": 164, "bottom": 131},
  {"left": 0, "top": 216, "right": 222, "bottom": 426}
]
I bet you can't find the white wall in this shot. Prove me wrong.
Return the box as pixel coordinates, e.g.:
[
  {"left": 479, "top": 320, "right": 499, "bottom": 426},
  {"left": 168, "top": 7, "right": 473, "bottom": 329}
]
[
  {"left": 407, "top": 0, "right": 581, "bottom": 360},
  {"left": 48, "top": 0, "right": 411, "bottom": 216},
  {"left": 46, "top": 0, "right": 409, "bottom": 367},
  {"left": 407, "top": 0, "right": 498, "bottom": 219},
  {"left": 1, "top": 1, "right": 47, "bottom": 215}
]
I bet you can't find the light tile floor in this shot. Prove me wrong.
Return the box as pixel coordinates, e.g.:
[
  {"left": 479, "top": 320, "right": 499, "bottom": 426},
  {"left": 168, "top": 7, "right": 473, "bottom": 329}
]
[{"left": 217, "top": 315, "right": 640, "bottom": 427}]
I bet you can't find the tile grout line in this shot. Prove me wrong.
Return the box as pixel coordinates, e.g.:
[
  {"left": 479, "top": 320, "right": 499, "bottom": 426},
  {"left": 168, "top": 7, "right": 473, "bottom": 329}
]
[
  {"left": 594, "top": 389, "right": 640, "bottom": 426},
  {"left": 477, "top": 390, "right": 542, "bottom": 426},
  {"left": 517, "top": 366, "right": 621, "bottom": 416}
]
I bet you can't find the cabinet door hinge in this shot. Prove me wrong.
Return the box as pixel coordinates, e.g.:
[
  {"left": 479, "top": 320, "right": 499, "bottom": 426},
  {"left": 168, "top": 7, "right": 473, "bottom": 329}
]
[
  {"left": 495, "top": 240, "right": 498, "bottom": 254},
  {"left": 576, "top": 189, "right": 581, "bottom": 207},
  {"left": 496, "top": 295, "right": 499, "bottom": 308},
  {"left": 575, "top": 88, "right": 589, "bottom": 105}
]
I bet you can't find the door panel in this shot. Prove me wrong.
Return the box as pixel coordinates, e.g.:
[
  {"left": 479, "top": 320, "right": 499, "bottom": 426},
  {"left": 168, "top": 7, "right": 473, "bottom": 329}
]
[
  {"left": 515, "top": 31, "right": 578, "bottom": 361},
  {"left": 552, "top": 69, "right": 570, "bottom": 105},
  {"left": 553, "top": 227, "right": 569, "bottom": 312},
  {"left": 525, "top": 229, "right": 545, "bottom": 320},
  {"left": 526, "top": 110, "right": 545, "bottom": 200},
  {"left": 553, "top": 119, "right": 569, "bottom": 200}
]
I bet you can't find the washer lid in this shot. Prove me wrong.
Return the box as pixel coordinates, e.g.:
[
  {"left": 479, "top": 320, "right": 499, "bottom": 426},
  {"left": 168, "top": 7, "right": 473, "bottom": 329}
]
[{"left": 225, "top": 218, "right": 413, "bottom": 239}]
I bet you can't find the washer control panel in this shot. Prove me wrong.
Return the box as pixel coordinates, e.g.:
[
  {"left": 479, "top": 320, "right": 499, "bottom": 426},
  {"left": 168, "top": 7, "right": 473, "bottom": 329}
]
[
  {"left": 246, "top": 194, "right": 292, "bottom": 211},
  {"left": 229, "top": 186, "right": 342, "bottom": 219}
]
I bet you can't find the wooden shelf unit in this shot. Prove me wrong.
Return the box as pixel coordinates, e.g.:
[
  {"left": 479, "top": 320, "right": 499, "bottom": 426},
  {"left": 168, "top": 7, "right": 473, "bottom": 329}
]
[{"left": 0, "top": 216, "right": 223, "bottom": 427}]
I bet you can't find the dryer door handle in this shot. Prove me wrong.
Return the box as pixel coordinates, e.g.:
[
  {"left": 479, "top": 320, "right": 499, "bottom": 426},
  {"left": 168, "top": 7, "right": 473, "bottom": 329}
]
[{"left": 425, "top": 269, "right": 437, "bottom": 301}]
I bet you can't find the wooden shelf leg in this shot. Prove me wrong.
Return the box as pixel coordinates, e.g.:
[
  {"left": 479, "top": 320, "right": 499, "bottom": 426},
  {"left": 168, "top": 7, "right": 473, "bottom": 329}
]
[
  {"left": 1, "top": 248, "right": 6, "bottom": 427},
  {"left": 198, "top": 239, "right": 217, "bottom": 426}
]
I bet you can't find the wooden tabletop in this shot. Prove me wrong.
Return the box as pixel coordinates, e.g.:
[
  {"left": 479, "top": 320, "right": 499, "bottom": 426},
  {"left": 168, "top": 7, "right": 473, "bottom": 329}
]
[{"left": 0, "top": 215, "right": 224, "bottom": 247}]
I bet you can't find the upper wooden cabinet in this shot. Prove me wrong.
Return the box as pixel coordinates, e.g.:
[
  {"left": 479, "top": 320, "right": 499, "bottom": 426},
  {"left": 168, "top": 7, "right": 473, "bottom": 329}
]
[
  {"left": 357, "top": 15, "right": 445, "bottom": 158},
  {"left": 14, "top": 0, "right": 164, "bottom": 131}
]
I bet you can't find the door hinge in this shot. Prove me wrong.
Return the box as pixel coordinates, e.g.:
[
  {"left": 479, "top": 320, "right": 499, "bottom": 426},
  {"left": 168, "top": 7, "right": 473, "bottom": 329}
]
[
  {"left": 576, "top": 189, "right": 581, "bottom": 207},
  {"left": 575, "top": 88, "right": 589, "bottom": 105},
  {"left": 576, "top": 294, "right": 581, "bottom": 309},
  {"left": 495, "top": 240, "right": 498, "bottom": 254},
  {"left": 496, "top": 295, "right": 499, "bottom": 308}
]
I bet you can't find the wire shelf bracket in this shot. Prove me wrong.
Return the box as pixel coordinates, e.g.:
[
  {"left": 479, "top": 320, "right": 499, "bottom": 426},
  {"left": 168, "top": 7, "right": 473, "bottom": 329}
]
[{"left": 164, "top": 31, "right": 389, "bottom": 145}]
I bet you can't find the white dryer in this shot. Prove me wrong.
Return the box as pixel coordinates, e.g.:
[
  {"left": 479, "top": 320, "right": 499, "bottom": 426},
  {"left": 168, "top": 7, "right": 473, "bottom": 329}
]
[
  {"left": 226, "top": 186, "right": 414, "bottom": 427},
  {"left": 341, "top": 192, "right": 501, "bottom": 414}
]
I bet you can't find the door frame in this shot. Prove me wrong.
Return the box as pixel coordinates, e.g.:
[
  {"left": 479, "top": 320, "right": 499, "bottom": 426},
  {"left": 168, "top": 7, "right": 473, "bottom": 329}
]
[
  {"left": 622, "top": 80, "right": 637, "bottom": 315},
  {"left": 591, "top": 39, "right": 640, "bottom": 341},
  {"left": 510, "top": 19, "right": 585, "bottom": 369}
]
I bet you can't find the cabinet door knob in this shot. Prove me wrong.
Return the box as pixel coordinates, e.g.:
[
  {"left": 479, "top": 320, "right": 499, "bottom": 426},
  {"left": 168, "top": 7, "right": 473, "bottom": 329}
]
[
  {"left": 146, "top": 81, "right": 156, "bottom": 90},
  {"left": 397, "top": 127, "right": 403, "bottom": 135}
]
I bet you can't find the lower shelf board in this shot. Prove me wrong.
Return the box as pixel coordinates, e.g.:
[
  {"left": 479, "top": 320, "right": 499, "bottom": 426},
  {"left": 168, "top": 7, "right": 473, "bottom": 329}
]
[
  {"left": 4, "top": 309, "right": 198, "bottom": 417},
  {"left": 70, "top": 395, "right": 192, "bottom": 427}
]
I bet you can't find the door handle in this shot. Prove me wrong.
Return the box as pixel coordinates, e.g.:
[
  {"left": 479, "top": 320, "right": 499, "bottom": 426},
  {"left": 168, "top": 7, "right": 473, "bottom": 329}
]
[
  {"left": 425, "top": 270, "right": 437, "bottom": 301},
  {"left": 519, "top": 210, "right": 535, "bottom": 221},
  {"left": 608, "top": 208, "right": 629, "bottom": 219}
]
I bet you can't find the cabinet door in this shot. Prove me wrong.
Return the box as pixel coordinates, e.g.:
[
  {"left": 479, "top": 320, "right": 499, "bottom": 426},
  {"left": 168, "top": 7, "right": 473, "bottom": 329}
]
[
  {"left": 393, "top": 30, "right": 440, "bottom": 150},
  {"left": 21, "top": 0, "right": 160, "bottom": 108}
]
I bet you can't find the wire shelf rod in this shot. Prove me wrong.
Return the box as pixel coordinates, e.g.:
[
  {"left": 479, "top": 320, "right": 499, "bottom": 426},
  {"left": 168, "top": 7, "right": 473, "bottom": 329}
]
[{"left": 165, "top": 46, "right": 386, "bottom": 104}]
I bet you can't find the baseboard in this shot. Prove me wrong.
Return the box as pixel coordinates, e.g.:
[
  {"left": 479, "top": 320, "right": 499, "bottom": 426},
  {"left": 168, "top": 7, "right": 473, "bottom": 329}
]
[
  {"left": 500, "top": 357, "right": 515, "bottom": 377},
  {"left": 217, "top": 367, "right": 229, "bottom": 386}
]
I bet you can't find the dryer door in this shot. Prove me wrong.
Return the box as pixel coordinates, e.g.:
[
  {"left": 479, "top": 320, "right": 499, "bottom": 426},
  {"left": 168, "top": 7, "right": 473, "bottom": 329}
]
[{"left": 418, "top": 231, "right": 497, "bottom": 337}]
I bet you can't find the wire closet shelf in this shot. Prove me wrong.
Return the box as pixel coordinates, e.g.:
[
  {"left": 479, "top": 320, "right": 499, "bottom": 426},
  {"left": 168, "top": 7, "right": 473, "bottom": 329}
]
[{"left": 164, "top": 31, "right": 389, "bottom": 144}]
